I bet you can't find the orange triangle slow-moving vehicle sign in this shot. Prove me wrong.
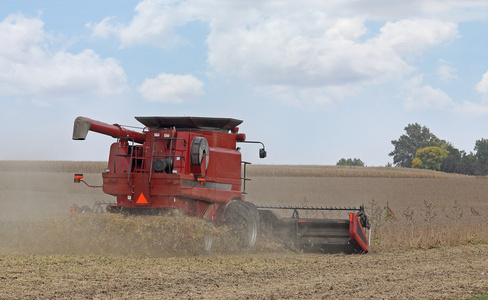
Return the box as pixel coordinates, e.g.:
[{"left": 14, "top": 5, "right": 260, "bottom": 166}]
[{"left": 135, "top": 193, "right": 148, "bottom": 205}]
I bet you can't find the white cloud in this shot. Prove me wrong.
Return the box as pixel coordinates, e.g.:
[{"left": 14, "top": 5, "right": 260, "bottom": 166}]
[
  {"left": 207, "top": 15, "right": 396, "bottom": 86},
  {"left": 139, "top": 73, "right": 204, "bottom": 103},
  {"left": 372, "top": 19, "right": 458, "bottom": 56},
  {"left": 455, "top": 100, "right": 488, "bottom": 116},
  {"left": 88, "top": 0, "right": 193, "bottom": 48},
  {"left": 87, "top": 16, "right": 119, "bottom": 38},
  {"left": 209, "top": 17, "right": 458, "bottom": 83},
  {"left": 207, "top": 17, "right": 457, "bottom": 106},
  {"left": 403, "top": 75, "right": 454, "bottom": 110},
  {"left": 437, "top": 59, "right": 458, "bottom": 82},
  {"left": 453, "top": 71, "right": 488, "bottom": 116},
  {"left": 475, "top": 70, "right": 488, "bottom": 96},
  {"left": 342, "top": 0, "right": 488, "bottom": 21},
  {"left": 87, "top": 0, "right": 464, "bottom": 108},
  {"left": 0, "top": 14, "right": 127, "bottom": 102},
  {"left": 88, "top": 0, "right": 472, "bottom": 47}
]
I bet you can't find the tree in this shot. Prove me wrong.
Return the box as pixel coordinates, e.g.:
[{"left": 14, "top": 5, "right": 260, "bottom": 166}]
[
  {"left": 389, "top": 123, "right": 446, "bottom": 167},
  {"left": 456, "top": 152, "right": 477, "bottom": 175},
  {"left": 440, "top": 141, "right": 488, "bottom": 175},
  {"left": 474, "top": 138, "right": 488, "bottom": 159},
  {"left": 472, "top": 139, "right": 488, "bottom": 175},
  {"left": 411, "top": 146, "right": 449, "bottom": 171},
  {"left": 440, "top": 144, "right": 462, "bottom": 173},
  {"left": 336, "top": 158, "right": 365, "bottom": 166}
]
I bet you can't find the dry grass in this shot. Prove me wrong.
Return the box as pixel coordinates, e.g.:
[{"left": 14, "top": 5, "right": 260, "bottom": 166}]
[
  {"left": 246, "top": 164, "right": 470, "bottom": 178},
  {"left": 367, "top": 199, "right": 488, "bottom": 251},
  {"left": 0, "top": 160, "right": 106, "bottom": 173},
  {"left": 246, "top": 175, "right": 488, "bottom": 252}
]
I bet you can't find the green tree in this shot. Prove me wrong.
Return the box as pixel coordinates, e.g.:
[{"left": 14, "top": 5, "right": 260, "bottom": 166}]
[
  {"left": 456, "top": 152, "right": 477, "bottom": 175},
  {"left": 412, "top": 146, "right": 449, "bottom": 171},
  {"left": 440, "top": 144, "right": 462, "bottom": 173},
  {"left": 472, "top": 139, "right": 488, "bottom": 175},
  {"left": 336, "top": 158, "right": 365, "bottom": 166},
  {"left": 474, "top": 138, "right": 488, "bottom": 159},
  {"left": 389, "top": 123, "right": 446, "bottom": 167}
]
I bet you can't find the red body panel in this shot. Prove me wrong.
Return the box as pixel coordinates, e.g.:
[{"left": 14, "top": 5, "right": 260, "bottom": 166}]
[
  {"left": 349, "top": 213, "right": 369, "bottom": 252},
  {"left": 89, "top": 118, "right": 245, "bottom": 223}
]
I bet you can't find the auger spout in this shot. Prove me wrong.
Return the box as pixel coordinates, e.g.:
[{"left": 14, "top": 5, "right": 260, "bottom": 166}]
[{"left": 72, "top": 116, "right": 145, "bottom": 144}]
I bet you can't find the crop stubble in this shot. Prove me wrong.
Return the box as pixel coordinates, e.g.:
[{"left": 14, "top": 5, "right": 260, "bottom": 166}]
[{"left": 0, "top": 245, "right": 487, "bottom": 299}]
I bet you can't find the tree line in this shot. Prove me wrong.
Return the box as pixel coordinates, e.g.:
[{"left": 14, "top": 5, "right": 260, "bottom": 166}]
[
  {"left": 389, "top": 123, "right": 488, "bottom": 176},
  {"left": 336, "top": 158, "right": 365, "bottom": 167}
]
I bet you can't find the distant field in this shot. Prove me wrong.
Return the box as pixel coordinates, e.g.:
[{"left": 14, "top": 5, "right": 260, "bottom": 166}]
[
  {"left": 1, "top": 161, "right": 487, "bottom": 299},
  {"left": 0, "top": 160, "right": 470, "bottom": 178},
  {"left": 247, "top": 164, "right": 470, "bottom": 178},
  {"left": 0, "top": 160, "right": 107, "bottom": 173}
]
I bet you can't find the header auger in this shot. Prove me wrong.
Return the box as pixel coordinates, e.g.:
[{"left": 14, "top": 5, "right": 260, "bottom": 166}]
[{"left": 72, "top": 116, "right": 370, "bottom": 253}]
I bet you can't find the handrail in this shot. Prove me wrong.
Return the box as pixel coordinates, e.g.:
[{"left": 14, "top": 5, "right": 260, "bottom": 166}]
[
  {"left": 241, "top": 161, "right": 251, "bottom": 194},
  {"left": 114, "top": 137, "right": 136, "bottom": 189}
]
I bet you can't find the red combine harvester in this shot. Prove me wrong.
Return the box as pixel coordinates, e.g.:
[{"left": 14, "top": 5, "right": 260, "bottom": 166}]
[{"left": 72, "top": 116, "right": 370, "bottom": 253}]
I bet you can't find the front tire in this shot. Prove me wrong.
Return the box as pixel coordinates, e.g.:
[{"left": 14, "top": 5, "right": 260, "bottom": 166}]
[{"left": 224, "top": 200, "right": 259, "bottom": 248}]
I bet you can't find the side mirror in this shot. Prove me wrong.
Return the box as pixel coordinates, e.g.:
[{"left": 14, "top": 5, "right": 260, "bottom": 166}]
[{"left": 238, "top": 140, "right": 267, "bottom": 159}]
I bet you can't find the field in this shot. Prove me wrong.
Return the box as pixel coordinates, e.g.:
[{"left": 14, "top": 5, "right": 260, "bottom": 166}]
[{"left": 1, "top": 161, "right": 488, "bottom": 299}]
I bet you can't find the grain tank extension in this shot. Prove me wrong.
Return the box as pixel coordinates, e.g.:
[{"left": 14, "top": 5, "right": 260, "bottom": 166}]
[{"left": 72, "top": 116, "right": 370, "bottom": 253}]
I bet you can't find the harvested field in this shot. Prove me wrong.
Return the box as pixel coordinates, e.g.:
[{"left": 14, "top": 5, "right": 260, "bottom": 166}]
[
  {"left": 1, "top": 161, "right": 488, "bottom": 299},
  {"left": 1, "top": 245, "right": 487, "bottom": 299}
]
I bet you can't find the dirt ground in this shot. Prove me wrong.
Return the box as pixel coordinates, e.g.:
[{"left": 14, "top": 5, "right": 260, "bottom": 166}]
[
  {"left": 1, "top": 166, "right": 488, "bottom": 299},
  {"left": 1, "top": 245, "right": 487, "bottom": 299}
]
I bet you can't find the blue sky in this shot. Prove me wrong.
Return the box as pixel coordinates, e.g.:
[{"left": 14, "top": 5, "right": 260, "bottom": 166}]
[{"left": 1, "top": 1, "right": 488, "bottom": 166}]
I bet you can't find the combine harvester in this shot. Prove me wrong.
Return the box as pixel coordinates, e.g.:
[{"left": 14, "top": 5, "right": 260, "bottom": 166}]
[{"left": 72, "top": 116, "right": 370, "bottom": 253}]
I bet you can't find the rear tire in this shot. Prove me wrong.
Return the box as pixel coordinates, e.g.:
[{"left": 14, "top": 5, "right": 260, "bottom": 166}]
[{"left": 224, "top": 200, "right": 259, "bottom": 248}]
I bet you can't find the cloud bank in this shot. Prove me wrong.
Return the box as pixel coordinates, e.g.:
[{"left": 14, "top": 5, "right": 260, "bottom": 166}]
[
  {"left": 0, "top": 14, "right": 126, "bottom": 104},
  {"left": 89, "top": 0, "right": 466, "bottom": 108},
  {"left": 139, "top": 73, "right": 204, "bottom": 103}
]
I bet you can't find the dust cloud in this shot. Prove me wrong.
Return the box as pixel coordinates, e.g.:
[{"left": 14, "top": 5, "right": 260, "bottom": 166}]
[
  {"left": 0, "top": 213, "right": 217, "bottom": 256},
  {"left": 0, "top": 170, "right": 109, "bottom": 221},
  {"left": 0, "top": 169, "right": 284, "bottom": 256},
  {"left": 0, "top": 212, "right": 285, "bottom": 257}
]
